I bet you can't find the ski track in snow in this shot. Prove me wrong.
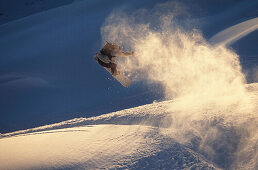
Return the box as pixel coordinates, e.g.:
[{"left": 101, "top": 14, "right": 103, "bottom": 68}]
[{"left": 209, "top": 17, "right": 258, "bottom": 46}]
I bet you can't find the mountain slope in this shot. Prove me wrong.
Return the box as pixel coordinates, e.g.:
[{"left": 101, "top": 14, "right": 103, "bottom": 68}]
[
  {"left": 0, "top": 125, "right": 218, "bottom": 170},
  {"left": 0, "top": 83, "right": 257, "bottom": 169}
]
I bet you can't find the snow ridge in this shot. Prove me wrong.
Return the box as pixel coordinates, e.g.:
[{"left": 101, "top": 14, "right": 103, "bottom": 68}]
[{"left": 0, "top": 83, "right": 257, "bottom": 169}]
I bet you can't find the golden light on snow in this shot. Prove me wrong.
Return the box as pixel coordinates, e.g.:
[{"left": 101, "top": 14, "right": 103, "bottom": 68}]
[
  {"left": 0, "top": 125, "right": 155, "bottom": 169},
  {"left": 101, "top": 10, "right": 258, "bottom": 169},
  {"left": 0, "top": 1, "right": 257, "bottom": 169},
  {"left": 102, "top": 10, "right": 254, "bottom": 112}
]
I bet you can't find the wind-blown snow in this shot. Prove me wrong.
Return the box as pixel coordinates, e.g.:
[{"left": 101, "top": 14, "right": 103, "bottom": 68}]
[
  {"left": 101, "top": 5, "right": 249, "bottom": 105},
  {"left": 100, "top": 3, "right": 258, "bottom": 169},
  {"left": 0, "top": 0, "right": 164, "bottom": 132},
  {"left": 0, "top": 0, "right": 257, "bottom": 133},
  {"left": 1, "top": 1, "right": 258, "bottom": 169}
]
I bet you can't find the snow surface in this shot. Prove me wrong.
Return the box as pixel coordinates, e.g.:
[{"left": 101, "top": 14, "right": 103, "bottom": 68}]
[
  {"left": 1, "top": 0, "right": 258, "bottom": 133},
  {"left": 1, "top": 0, "right": 258, "bottom": 169},
  {"left": 0, "top": 125, "right": 217, "bottom": 170},
  {"left": 0, "top": 83, "right": 257, "bottom": 169},
  {"left": 0, "top": 0, "right": 168, "bottom": 133}
]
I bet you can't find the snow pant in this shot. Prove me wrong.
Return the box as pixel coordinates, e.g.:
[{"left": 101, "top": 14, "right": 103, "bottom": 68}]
[{"left": 97, "top": 58, "right": 117, "bottom": 75}]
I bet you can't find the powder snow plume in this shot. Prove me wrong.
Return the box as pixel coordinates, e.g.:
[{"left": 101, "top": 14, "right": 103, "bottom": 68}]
[{"left": 101, "top": 2, "right": 257, "bottom": 169}]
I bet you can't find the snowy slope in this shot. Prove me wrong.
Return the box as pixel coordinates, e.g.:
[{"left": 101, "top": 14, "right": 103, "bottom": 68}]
[
  {"left": 0, "top": 0, "right": 167, "bottom": 133},
  {"left": 1, "top": 1, "right": 258, "bottom": 169},
  {"left": 0, "top": 0, "right": 74, "bottom": 25},
  {"left": 0, "top": 125, "right": 218, "bottom": 170},
  {"left": 0, "top": 83, "right": 257, "bottom": 169},
  {"left": 1, "top": 0, "right": 258, "bottom": 133}
]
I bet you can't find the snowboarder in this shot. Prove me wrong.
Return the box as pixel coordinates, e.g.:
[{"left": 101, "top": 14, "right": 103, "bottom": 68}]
[{"left": 94, "top": 42, "right": 134, "bottom": 75}]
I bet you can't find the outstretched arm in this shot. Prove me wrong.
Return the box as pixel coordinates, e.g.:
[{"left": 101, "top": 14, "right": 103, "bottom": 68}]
[{"left": 112, "top": 51, "right": 134, "bottom": 57}]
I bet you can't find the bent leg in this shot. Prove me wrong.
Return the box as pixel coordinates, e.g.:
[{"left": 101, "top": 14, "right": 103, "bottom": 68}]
[
  {"left": 97, "top": 59, "right": 119, "bottom": 75},
  {"left": 110, "top": 62, "right": 119, "bottom": 75},
  {"left": 97, "top": 58, "right": 111, "bottom": 67}
]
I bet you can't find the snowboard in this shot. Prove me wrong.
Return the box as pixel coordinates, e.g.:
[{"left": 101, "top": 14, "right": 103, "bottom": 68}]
[{"left": 104, "top": 67, "right": 131, "bottom": 87}]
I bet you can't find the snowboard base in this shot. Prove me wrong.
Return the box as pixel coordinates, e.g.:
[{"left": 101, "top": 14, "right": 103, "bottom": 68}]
[{"left": 104, "top": 67, "right": 131, "bottom": 87}]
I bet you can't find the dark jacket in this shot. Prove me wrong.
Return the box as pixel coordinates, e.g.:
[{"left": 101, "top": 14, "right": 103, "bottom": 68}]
[{"left": 100, "top": 42, "right": 121, "bottom": 59}]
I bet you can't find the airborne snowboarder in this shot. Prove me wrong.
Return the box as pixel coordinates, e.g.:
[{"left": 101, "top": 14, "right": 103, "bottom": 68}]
[
  {"left": 94, "top": 42, "right": 134, "bottom": 75},
  {"left": 94, "top": 42, "right": 134, "bottom": 87}
]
